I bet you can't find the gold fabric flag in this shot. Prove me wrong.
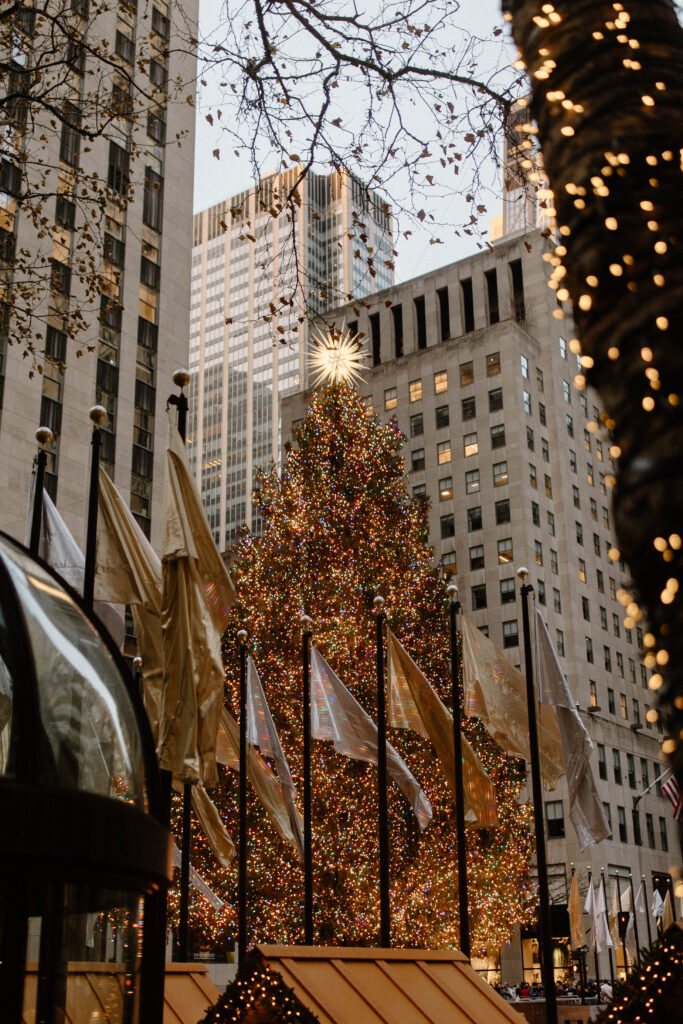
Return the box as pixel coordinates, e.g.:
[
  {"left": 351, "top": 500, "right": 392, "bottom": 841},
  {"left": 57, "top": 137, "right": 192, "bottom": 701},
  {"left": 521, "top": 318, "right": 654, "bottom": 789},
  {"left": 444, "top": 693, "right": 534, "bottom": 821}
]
[
  {"left": 216, "top": 708, "right": 303, "bottom": 853},
  {"left": 568, "top": 872, "right": 583, "bottom": 949},
  {"left": 387, "top": 631, "right": 498, "bottom": 827},
  {"left": 159, "top": 414, "right": 236, "bottom": 786},
  {"left": 461, "top": 613, "right": 564, "bottom": 788},
  {"left": 661, "top": 889, "right": 675, "bottom": 931}
]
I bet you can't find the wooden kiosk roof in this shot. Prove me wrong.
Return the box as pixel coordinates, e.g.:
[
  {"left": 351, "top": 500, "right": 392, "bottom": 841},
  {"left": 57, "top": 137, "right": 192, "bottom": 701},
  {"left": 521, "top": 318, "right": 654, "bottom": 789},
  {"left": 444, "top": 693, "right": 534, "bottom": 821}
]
[{"left": 245, "top": 946, "right": 526, "bottom": 1024}]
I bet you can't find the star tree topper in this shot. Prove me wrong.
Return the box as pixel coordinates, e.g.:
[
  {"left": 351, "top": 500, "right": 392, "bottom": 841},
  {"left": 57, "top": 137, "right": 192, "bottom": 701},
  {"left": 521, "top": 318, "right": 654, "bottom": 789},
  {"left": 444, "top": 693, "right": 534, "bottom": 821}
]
[{"left": 308, "top": 324, "right": 367, "bottom": 388}]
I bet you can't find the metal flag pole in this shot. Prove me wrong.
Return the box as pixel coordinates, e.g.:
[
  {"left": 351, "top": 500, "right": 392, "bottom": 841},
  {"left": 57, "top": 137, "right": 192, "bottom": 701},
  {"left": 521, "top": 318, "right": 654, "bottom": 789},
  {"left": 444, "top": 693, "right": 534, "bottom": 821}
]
[
  {"left": 374, "top": 594, "right": 391, "bottom": 948},
  {"left": 237, "top": 628, "right": 249, "bottom": 964},
  {"left": 301, "top": 613, "right": 314, "bottom": 945},
  {"left": 446, "top": 581, "right": 470, "bottom": 959},
  {"left": 166, "top": 370, "right": 194, "bottom": 963},
  {"left": 29, "top": 426, "right": 54, "bottom": 557},
  {"left": 517, "top": 567, "right": 557, "bottom": 1024},
  {"left": 601, "top": 869, "right": 616, "bottom": 989},
  {"left": 570, "top": 864, "right": 587, "bottom": 1006},
  {"left": 587, "top": 869, "right": 601, "bottom": 1003},
  {"left": 641, "top": 873, "right": 653, "bottom": 947},
  {"left": 629, "top": 872, "right": 641, "bottom": 967},
  {"left": 83, "top": 405, "right": 107, "bottom": 612}
]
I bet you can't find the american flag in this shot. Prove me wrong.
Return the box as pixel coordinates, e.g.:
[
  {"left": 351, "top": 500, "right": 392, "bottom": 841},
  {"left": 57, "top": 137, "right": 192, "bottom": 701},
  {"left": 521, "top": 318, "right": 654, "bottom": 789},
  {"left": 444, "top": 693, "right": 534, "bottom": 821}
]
[{"left": 662, "top": 774, "right": 682, "bottom": 821}]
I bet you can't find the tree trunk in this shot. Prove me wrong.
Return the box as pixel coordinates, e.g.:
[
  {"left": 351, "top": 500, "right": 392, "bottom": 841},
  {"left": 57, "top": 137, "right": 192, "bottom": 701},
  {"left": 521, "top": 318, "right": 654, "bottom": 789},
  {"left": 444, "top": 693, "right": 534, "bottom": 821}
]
[{"left": 504, "top": 0, "right": 683, "bottom": 861}]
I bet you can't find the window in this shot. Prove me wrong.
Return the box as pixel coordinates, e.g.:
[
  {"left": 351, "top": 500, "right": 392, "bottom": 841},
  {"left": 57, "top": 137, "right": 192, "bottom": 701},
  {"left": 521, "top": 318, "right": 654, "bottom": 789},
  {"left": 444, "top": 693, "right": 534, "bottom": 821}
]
[
  {"left": 531, "top": 501, "right": 540, "bottom": 527},
  {"left": 441, "top": 514, "right": 455, "bottom": 539},
  {"left": 547, "top": 511, "right": 556, "bottom": 536},
  {"left": 465, "top": 469, "right": 479, "bottom": 494},
  {"left": 613, "top": 749, "right": 622, "bottom": 784},
  {"left": 539, "top": 402, "right": 547, "bottom": 426},
  {"left": 409, "top": 378, "right": 422, "bottom": 402},
  {"left": 152, "top": 5, "right": 170, "bottom": 39},
  {"left": 608, "top": 688, "right": 615, "bottom": 713},
  {"left": 616, "top": 652, "right": 624, "bottom": 678},
  {"left": 597, "top": 569, "right": 605, "bottom": 593},
  {"left": 546, "top": 800, "right": 565, "bottom": 838},
  {"left": 566, "top": 414, "right": 574, "bottom": 437},
  {"left": 435, "top": 405, "right": 450, "bottom": 429},
  {"left": 437, "top": 441, "right": 451, "bottom": 465},
  {"left": 619, "top": 694, "right": 629, "bottom": 722},
  {"left": 632, "top": 699, "right": 640, "bottom": 722},
  {"left": 467, "top": 506, "right": 482, "bottom": 531},
  {"left": 461, "top": 278, "right": 475, "bottom": 332},
  {"left": 437, "top": 287, "right": 450, "bottom": 340},
  {"left": 659, "top": 817, "right": 668, "bottom": 851},
  {"left": 559, "top": 336, "right": 567, "bottom": 359},
  {"left": 464, "top": 432, "right": 478, "bottom": 457},
  {"left": 572, "top": 486, "right": 580, "bottom": 509},
  {"left": 617, "top": 806, "right": 627, "bottom": 842},
  {"left": 600, "top": 606, "right": 608, "bottom": 630},
  {"left": 537, "top": 580, "right": 546, "bottom": 605},
  {"left": 411, "top": 448, "right": 425, "bottom": 472},
  {"left": 434, "top": 370, "right": 448, "bottom": 394},
  {"left": 149, "top": 58, "right": 168, "bottom": 89},
  {"left": 646, "top": 813, "right": 655, "bottom": 849},
  {"left": 536, "top": 366, "right": 544, "bottom": 392},
  {"left": 604, "top": 646, "right": 612, "bottom": 671},
  {"left": 469, "top": 544, "right": 485, "bottom": 570},
  {"left": 582, "top": 596, "right": 590, "bottom": 621},
  {"left": 503, "top": 620, "right": 519, "bottom": 648},
  {"left": 588, "top": 464, "right": 595, "bottom": 487},
  {"left": 544, "top": 475, "right": 552, "bottom": 498},
  {"left": 472, "top": 584, "right": 487, "bottom": 610},
  {"left": 530, "top": 464, "right": 537, "bottom": 488},
  {"left": 594, "top": 533, "right": 601, "bottom": 556},
  {"left": 586, "top": 637, "right": 594, "bottom": 664},
  {"left": 584, "top": 429, "right": 592, "bottom": 452},
  {"left": 413, "top": 484, "right": 426, "bottom": 499},
  {"left": 556, "top": 629, "right": 565, "bottom": 656},
  {"left": 460, "top": 361, "right": 474, "bottom": 386},
  {"left": 569, "top": 449, "right": 577, "bottom": 472},
  {"left": 603, "top": 803, "right": 612, "bottom": 834},
  {"left": 602, "top": 506, "right": 610, "bottom": 528},
  {"left": 521, "top": 354, "right": 529, "bottom": 378},
  {"left": 542, "top": 438, "right": 549, "bottom": 462},
  {"left": 550, "top": 549, "right": 558, "bottom": 574},
  {"left": 384, "top": 387, "right": 397, "bottom": 410},
  {"left": 486, "top": 270, "right": 500, "bottom": 325},
  {"left": 108, "top": 141, "right": 130, "bottom": 194},
  {"left": 500, "top": 578, "right": 516, "bottom": 604},
  {"left": 442, "top": 551, "right": 457, "bottom": 575},
  {"left": 487, "top": 350, "right": 501, "bottom": 376},
  {"left": 526, "top": 426, "right": 535, "bottom": 451},
  {"left": 370, "top": 313, "right": 381, "bottom": 365},
  {"left": 632, "top": 809, "right": 642, "bottom": 846},
  {"left": 511, "top": 259, "right": 526, "bottom": 320},
  {"left": 115, "top": 29, "right": 135, "bottom": 64},
  {"left": 410, "top": 413, "right": 423, "bottom": 437},
  {"left": 498, "top": 538, "right": 513, "bottom": 564},
  {"left": 629, "top": 659, "right": 636, "bottom": 684},
  {"left": 563, "top": 380, "right": 571, "bottom": 402},
  {"left": 439, "top": 477, "right": 453, "bottom": 501},
  {"left": 462, "top": 396, "right": 476, "bottom": 420},
  {"left": 598, "top": 744, "right": 607, "bottom": 780},
  {"left": 590, "top": 680, "right": 598, "bottom": 707},
  {"left": 493, "top": 461, "right": 508, "bottom": 487},
  {"left": 609, "top": 577, "right": 617, "bottom": 600},
  {"left": 534, "top": 540, "right": 543, "bottom": 566},
  {"left": 576, "top": 521, "right": 583, "bottom": 545},
  {"left": 142, "top": 167, "right": 163, "bottom": 231},
  {"left": 523, "top": 390, "right": 532, "bottom": 414},
  {"left": 495, "top": 499, "right": 511, "bottom": 525},
  {"left": 626, "top": 752, "right": 636, "bottom": 788},
  {"left": 579, "top": 559, "right": 587, "bottom": 583},
  {"left": 491, "top": 423, "right": 506, "bottom": 448},
  {"left": 553, "top": 588, "right": 562, "bottom": 613},
  {"left": 391, "top": 304, "right": 404, "bottom": 358},
  {"left": 596, "top": 439, "right": 604, "bottom": 461},
  {"left": 590, "top": 498, "right": 598, "bottom": 520}
]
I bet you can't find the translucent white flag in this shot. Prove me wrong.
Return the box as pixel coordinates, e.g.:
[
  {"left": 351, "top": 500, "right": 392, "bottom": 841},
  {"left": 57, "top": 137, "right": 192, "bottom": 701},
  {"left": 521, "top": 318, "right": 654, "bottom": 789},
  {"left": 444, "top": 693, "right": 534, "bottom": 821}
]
[
  {"left": 596, "top": 879, "right": 614, "bottom": 951},
  {"left": 247, "top": 655, "right": 304, "bottom": 863},
  {"left": 652, "top": 887, "right": 665, "bottom": 920},
  {"left": 310, "top": 645, "right": 432, "bottom": 830},
  {"left": 535, "top": 607, "right": 610, "bottom": 850}
]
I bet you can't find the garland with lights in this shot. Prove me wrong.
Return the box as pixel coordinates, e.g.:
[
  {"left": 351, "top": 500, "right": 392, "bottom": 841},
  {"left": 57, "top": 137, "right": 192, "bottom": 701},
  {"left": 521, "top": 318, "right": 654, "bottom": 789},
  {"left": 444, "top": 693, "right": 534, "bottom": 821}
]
[
  {"left": 199, "top": 951, "right": 321, "bottom": 1024},
  {"left": 595, "top": 924, "right": 683, "bottom": 1023},
  {"left": 176, "top": 383, "right": 534, "bottom": 955}
]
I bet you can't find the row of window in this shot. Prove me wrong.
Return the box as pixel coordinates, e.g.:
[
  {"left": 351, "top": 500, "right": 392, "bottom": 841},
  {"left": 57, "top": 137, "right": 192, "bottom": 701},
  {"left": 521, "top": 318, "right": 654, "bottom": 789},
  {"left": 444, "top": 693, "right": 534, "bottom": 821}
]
[
  {"left": 389, "top": 383, "right": 504, "bottom": 416},
  {"left": 546, "top": 798, "right": 668, "bottom": 851}
]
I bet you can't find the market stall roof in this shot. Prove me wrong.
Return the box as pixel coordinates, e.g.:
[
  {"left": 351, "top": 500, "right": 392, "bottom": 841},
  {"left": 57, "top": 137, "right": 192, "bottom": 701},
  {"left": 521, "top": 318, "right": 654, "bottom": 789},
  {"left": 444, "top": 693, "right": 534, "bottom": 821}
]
[{"left": 215, "top": 945, "right": 526, "bottom": 1024}]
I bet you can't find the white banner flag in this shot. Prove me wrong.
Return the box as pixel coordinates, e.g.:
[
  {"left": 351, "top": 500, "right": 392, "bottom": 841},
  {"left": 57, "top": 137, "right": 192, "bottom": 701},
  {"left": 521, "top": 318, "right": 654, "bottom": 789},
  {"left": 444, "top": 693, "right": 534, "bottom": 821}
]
[
  {"left": 247, "top": 655, "right": 304, "bottom": 862},
  {"left": 535, "top": 607, "right": 610, "bottom": 850},
  {"left": 652, "top": 887, "right": 665, "bottom": 920},
  {"left": 310, "top": 646, "right": 432, "bottom": 830},
  {"left": 596, "top": 879, "right": 614, "bottom": 951}
]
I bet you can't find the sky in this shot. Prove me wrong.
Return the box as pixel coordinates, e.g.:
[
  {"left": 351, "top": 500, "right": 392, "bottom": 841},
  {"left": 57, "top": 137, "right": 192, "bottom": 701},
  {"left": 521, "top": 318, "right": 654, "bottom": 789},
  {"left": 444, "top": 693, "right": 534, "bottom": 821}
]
[{"left": 191, "top": 0, "right": 514, "bottom": 284}]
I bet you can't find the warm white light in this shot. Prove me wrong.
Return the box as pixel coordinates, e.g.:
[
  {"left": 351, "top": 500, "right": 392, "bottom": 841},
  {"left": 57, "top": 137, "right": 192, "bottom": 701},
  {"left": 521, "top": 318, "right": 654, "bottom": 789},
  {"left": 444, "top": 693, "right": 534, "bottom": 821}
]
[{"left": 308, "top": 325, "right": 367, "bottom": 388}]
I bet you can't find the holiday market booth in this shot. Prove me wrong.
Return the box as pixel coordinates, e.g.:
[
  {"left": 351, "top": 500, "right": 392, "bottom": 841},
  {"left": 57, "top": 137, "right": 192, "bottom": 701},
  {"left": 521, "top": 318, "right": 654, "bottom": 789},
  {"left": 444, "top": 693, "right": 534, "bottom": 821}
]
[{"left": 0, "top": 532, "right": 172, "bottom": 1024}]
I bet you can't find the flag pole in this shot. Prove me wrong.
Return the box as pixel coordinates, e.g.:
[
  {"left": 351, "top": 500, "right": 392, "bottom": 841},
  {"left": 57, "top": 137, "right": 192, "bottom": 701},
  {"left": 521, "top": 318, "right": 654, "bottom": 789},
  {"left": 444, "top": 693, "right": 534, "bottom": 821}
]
[
  {"left": 168, "top": 369, "right": 193, "bottom": 964},
  {"left": 601, "top": 868, "right": 616, "bottom": 989},
  {"left": 615, "top": 873, "right": 627, "bottom": 977},
  {"left": 588, "top": 870, "right": 601, "bottom": 1003},
  {"left": 570, "top": 865, "right": 586, "bottom": 1006},
  {"left": 446, "top": 581, "right": 470, "bottom": 959},
  {"left": 83, "top": 405, "right": 107, "bottom": 612},
  {"left": 237, "top": 628, "right": 249, "bottom": 964},
  {"left": 517, "top": 567, "right": 557, "bottom": 1024},
  {"left": 641, "top": 873, "right": 653, "bottom": 946},
  {"left": 629, "top": 872, "right": 641, "bottom": 967},
  {"left": 29, "top": 426, "right": 53, "bottom": 556},
  {"left": 374, "top": 594, "right": 391, "bottom": 948},
  {"left": 301, "top": 613, "right": 314, "bottom": 945}
]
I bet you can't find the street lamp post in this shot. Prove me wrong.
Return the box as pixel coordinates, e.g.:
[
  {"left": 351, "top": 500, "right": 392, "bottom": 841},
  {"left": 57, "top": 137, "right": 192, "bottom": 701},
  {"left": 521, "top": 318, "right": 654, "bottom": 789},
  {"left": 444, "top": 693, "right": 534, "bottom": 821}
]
[{"left": 28, "top": 426, "right": 54, "bottom": 557}]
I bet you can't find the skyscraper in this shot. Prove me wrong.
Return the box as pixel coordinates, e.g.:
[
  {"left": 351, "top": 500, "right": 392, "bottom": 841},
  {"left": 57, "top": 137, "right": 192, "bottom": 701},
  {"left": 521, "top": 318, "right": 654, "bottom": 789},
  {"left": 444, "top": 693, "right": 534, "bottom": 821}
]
[
  {"left": 0, "top": 0, "right": 197, "bottom": 551},
  {"left": 188, "top": 167, "right": 393, "bottom": 549}
]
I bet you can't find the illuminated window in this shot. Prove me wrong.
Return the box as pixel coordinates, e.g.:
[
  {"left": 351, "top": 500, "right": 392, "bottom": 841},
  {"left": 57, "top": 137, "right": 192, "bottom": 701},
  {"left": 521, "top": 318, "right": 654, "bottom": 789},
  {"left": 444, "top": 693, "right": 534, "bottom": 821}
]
[
  {"left": 493, "top": 461, "right": 508, "bottom": 487},
  {"left": 464, "top": 432, "right": 478, "bottom": 458},
  {"left": 460, "top": 361, "right": 474, "bottom": 386},
  {"left": 590, "top": 681, "right": 598, "bottom": 708},
  {"left": 579, "top": 559, "right": 587, "bottom": 582},
  {"left": 521, "top": 354, "right": 529, "bottom": 378},
  {"left": 534, "top": 540, "right": 543, "bottom": 566},
  {"left": 409, "top": 379, "right": 422, "bottom": 402},
  {"left": 442, "top": 550, "right": 457, "bottom": 576},
  {"left": 384, "top": 387, "right": 397, "bottom": 410},
  {"left": 487, "top": 351, "right": 501, "bottom": 376},
  {"left": 465, "top": 469, "right": 480, "bottom": 494},
  {"left": 497, "top": 538, "right": 513, "bottom": 564},
  {"left": 434, "top": 370, "right": 448, "bottom": 394},
  {"left": 439, "top": 477, "right": 453, "bottom": 501},
  {"left": 437, "top": 441, "right": 451, "bottom": 465}
]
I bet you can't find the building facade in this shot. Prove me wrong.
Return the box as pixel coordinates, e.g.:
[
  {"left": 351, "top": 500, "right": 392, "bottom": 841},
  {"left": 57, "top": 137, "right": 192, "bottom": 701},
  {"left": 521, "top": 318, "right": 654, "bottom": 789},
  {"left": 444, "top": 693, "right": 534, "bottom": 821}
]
[
  {"left": 187, "top": 168, "right": 393, "bottom": 549},
  {"left": 283, "top": 229, "right": 674, "bottom": 981},
  {"left": 0, "top": 0, "right": 196, "bottom": 552}
]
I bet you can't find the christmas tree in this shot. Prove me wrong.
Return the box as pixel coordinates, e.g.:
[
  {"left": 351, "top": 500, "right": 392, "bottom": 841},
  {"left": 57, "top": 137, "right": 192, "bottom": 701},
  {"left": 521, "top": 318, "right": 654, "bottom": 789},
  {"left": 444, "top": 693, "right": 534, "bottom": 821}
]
[{"left": 183, "top": 382, "right": 535, "bottom": 955}]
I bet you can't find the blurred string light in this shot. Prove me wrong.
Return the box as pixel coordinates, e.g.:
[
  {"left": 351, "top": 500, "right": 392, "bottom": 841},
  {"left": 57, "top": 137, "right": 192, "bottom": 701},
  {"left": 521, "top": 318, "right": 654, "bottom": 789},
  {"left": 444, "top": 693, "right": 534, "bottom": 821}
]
[{"left": 170, "top": 384, "right": 535, "bottom": 956}]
